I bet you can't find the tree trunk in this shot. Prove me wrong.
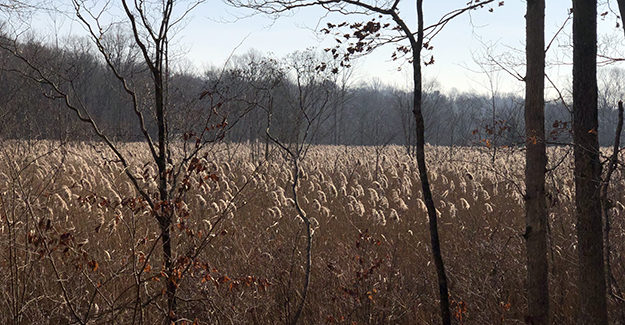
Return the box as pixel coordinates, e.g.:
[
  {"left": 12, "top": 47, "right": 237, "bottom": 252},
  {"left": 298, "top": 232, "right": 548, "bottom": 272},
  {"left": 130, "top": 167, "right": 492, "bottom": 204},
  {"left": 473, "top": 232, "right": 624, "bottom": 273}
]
[
  {"left": 396, "top": 1, "right": 452, "bottom": 323},
  {"left": 572, "top": 0, "right": 608, "bottom": 323},
  {"left": 617, "top": 0, "right": 625, "bottom": 38},
  {"left": 524, "top": 0, "right": 550, "bottom": 323},
  {"left": 289, "top": 158, "right": 312, "bottom": 325},
  {"left": 602, "top": 101, "right": 624, "bottom": 300},
  {"left": 154, "top": 36, "right": 176, "bottom": 322},
  {"left": 159, "top": 220, "right": 176, "bottom": 319}
]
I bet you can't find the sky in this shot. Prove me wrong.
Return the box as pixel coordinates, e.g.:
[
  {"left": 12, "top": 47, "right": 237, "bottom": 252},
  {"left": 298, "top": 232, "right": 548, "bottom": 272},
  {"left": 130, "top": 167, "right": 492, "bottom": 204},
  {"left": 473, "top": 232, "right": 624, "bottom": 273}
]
[
  {"left": 186, "top": 0, "right": 538, "bottom": 93},
  {"left": 22, "top": 0, "right": 625, "bottom": 96},
  {"left": 181, "top": 0, "right": 625, "bottom": 96}
]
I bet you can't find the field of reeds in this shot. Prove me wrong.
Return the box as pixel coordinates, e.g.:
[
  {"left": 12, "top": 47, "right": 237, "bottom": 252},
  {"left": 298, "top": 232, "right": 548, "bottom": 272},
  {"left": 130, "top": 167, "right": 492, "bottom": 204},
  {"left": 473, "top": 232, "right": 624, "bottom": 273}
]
[{"left": 0, "top": 141, "right": 624, "bottom": 324}]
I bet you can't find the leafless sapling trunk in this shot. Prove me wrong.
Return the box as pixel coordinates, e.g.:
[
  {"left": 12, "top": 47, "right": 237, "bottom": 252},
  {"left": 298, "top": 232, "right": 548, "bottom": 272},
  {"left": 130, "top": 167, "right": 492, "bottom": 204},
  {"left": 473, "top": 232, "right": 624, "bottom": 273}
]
[
  {"left": 401, "top": 2, "right": 451, "bottom": 323},
  {"left": 601, "top": 101, "right": 624, "bottom": 303},
  {"left": 262, "top": 49, "right": 336, "bottom": 324}
]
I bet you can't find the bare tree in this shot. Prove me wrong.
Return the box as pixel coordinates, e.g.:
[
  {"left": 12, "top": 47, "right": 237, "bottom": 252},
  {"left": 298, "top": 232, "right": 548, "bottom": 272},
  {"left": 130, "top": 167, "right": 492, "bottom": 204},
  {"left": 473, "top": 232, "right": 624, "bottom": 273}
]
[
  {"left": 572, "top": 0, "right": 608, "bottom": 322},
  {"left": 264, "top": 49, "right": 337, "bottom": 324},
  {"left": 0, "top": 0, "right": 37, "bottom": 12},
  {"left": 225, "top": 1, "right": 502, "bottom": 323},
  {"left": 601, "top": 100, "right": 624, "bottom": 308},
  {"left": 524, "top": 0, "right": 550, "bottom": 323},
  {"left": 0, "top": 0, "right": 263, "bottom": 322},
  {"left": 605, "top": 1, "right": 625, "bottom": 310},
  {"left": 391, "top": 88, "right": 414, "bottom": 155}
]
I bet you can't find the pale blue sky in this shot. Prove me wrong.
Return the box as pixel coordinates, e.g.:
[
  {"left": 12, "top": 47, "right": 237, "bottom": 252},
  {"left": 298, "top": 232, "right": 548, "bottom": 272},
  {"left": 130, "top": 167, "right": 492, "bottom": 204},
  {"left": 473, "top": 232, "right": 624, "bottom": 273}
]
[
  {"left": 24, "top": 1, "right": 625, "bottom": 96},
  {"left": 174, "top": 0, "right": 625, "bottom": 96}
]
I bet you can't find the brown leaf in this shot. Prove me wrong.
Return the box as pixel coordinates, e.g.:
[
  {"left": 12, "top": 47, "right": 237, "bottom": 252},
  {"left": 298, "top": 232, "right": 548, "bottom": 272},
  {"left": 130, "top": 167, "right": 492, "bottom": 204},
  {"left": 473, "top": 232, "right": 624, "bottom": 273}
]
[{"left": 88, "top": 260, "right": 99, "bottom": 272}]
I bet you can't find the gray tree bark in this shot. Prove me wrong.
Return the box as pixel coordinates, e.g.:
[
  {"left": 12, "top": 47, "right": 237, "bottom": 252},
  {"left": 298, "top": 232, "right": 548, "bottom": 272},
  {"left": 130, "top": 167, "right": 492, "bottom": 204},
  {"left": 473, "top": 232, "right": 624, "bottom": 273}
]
[
  {"left": 572, "top": 0, "right": 608, "bottom": 323},
  {"left": 524, "top": 0, "right": 550, "bottom": 324},
  {"left": 400, "top": 1, "right": 451, "bottom": 323}
]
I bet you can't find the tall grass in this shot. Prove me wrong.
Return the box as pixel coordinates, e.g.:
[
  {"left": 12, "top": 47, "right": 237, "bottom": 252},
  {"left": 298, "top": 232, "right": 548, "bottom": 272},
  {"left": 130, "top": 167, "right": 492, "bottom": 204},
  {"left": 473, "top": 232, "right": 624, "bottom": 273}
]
[{"left": 0, "top": 141, "right": 623, "bottom": 323}]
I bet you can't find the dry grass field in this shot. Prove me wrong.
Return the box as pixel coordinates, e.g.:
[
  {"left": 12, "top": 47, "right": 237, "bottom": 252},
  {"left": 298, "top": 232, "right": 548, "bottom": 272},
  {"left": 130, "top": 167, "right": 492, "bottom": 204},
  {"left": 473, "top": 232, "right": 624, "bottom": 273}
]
[{"left": 0, "top": 141, "right": 624, "bottom": 324}]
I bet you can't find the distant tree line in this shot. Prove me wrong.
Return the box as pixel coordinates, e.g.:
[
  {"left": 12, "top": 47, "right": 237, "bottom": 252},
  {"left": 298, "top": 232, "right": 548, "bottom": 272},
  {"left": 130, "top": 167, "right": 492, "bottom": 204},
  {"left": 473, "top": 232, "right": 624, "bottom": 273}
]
[{"left": 1, "top": 33, "right": 624, "bottom": 148}]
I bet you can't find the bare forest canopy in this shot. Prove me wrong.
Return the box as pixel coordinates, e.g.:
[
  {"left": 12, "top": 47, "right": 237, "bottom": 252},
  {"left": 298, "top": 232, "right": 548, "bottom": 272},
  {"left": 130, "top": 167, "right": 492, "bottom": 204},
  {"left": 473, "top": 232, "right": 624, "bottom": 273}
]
[{"left": 1, "top": 33, "right": 624, "bottom": 147}]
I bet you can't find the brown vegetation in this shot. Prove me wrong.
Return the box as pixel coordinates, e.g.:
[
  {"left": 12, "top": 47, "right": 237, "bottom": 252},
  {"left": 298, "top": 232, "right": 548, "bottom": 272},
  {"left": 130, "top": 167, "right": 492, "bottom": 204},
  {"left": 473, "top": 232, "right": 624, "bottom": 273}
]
[{"left": 1, "top": 141, "right": 624, "bottom": 324}]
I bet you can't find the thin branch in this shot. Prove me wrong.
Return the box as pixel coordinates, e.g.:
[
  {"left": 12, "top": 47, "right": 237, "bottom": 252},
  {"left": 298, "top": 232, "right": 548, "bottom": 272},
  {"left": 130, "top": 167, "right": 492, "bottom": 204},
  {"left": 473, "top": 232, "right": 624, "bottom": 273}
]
[{"left": 0, "top": 38, "right": 155, "bottom": 210}]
